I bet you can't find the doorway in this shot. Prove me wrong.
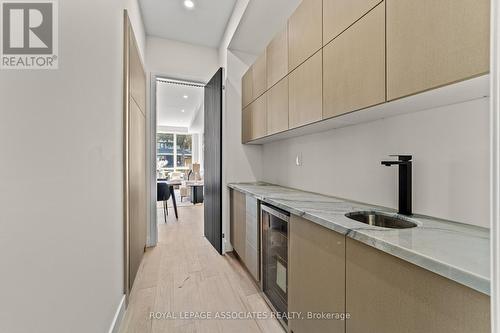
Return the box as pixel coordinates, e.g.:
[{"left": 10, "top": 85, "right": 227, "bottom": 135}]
[{"left": 149, "top": 69, "right": 223, "bottom": 254}]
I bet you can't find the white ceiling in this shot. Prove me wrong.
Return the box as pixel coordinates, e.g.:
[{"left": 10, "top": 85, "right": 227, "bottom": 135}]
[
  {"left": 228, "top": 0, "right": 302, "bottom": 55},
  {"left": 140, "top": 0, "right": 237, "bottom": 48},
  {"left": 157, "top": 81, "right": 203, "bottom": 128}
]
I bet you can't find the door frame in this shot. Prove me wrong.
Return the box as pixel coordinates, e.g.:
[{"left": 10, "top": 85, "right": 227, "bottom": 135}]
[
  {"left": 148, "top": 74, "right": 206, "bottom": 247},
  {"left": 122, "top": 10, "right": 131, "bottom": 302},
  {"left": 490, "top": 0, "right": 500, "bottom": 331}
]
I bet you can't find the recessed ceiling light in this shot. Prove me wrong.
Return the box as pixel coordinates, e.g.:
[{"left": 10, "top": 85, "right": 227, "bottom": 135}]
[
  {"left": 183, "top": 0, "right": 194, "bottom": 9},
  {"left": 181, "top": 109, "right": 185, "bottom": 113},
  {"left": 183, "top": 95, "right": 188, "bottom": 99}
]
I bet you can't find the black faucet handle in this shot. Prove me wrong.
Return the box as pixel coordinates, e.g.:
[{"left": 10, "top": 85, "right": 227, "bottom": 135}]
[{"left": 389, "top": 154, "right": 412, "bottom": 161}]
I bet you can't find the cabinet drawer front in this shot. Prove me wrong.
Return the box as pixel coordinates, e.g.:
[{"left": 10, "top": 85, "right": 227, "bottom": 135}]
[
  {"left": 288, "top": 0, "right": 322, "bottom": 71},
  {"left": 323, "top": 2, "right": 386, "bottom": 119},
  {"left": 245, "top": 242, "right": 259, "bottom": 281},
  {"left": 288, "top": 51, "right": 323, "bottom": 129},
  {"left": 323, "top": 0, "right": 382, "bottom": 44},
  {"left": 386, "top": 0, "right": 490, "bottom": 100}
]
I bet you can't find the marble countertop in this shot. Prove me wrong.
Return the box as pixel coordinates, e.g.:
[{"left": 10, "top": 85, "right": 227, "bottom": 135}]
[{"left": 227, "top": 182, "right": 490, "bottom": 295}]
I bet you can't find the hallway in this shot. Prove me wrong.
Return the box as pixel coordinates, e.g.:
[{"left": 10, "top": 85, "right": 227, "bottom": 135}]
[{"left": 119, "top": 205, "right": 284, "bottom": 333}]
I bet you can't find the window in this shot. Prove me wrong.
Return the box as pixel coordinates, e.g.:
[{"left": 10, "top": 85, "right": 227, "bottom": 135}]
[
  {"left": 156, "top": 133, "right": 192, "bottom": 174},
  {"left": 176, "top": 134, "right": 192, "bottom": 169}
]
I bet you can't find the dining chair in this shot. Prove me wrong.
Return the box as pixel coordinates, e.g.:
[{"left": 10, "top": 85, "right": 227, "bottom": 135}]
[{"left": 157, "top": 182, "right": 170, "bottom": 223}]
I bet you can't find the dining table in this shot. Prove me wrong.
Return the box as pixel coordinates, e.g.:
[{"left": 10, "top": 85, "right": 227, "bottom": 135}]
[{"left": 157, "top": 179, "right": 181, "bottom": 219}]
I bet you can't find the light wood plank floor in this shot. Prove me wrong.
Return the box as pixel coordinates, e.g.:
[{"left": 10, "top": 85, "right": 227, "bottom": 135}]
[{"left": 119, "top": 205, "right": 285, "bottom": 333}]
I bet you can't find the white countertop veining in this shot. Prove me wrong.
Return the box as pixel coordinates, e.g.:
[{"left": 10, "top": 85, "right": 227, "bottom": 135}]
[{"left": 227, "top": 182, "right": 490, "bottom": 295}]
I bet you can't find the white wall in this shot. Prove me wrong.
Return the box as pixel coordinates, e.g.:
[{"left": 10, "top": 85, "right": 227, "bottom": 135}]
[
  {"left": 221, "top": 49, "right": 263, "bottom": 251},
  {"left": 262, "top": 98, "right": 490, "bottom": 227},
  {"left": 126, "top": 0, "right": 146, "bottom": 61},
  {"left": 189, "top": 104, "right": 205, "bottom": 170},
  {"left": 0, "top": 0, "right": 140, "bottom": 332},
  {"left": 189, "top": 104, "right": 204, "bottom": 133},
  {"left": 146, "top": 36, "right": 219, "bottom": 82},
  {"left": 157, "top": 125, "right": 189, "bottom": 133}
]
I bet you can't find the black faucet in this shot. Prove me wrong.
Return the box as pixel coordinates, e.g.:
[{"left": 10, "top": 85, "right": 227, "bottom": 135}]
[{"left": 381, "top": 155, "right": 412, "bottom": 216}]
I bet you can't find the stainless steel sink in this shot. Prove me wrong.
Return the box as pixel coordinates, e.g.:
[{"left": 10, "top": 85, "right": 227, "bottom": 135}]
[{"left": 345, "top": 211, "right": 418, "bottom": 229}]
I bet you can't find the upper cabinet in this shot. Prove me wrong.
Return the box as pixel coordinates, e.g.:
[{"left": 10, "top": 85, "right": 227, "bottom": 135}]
[
  {"left": 251, "top": 93, "right": 268, "bottom": 139},
  {"left": 323, "top": 2, "right": 386, "bottom": 119},
  {"left": 267, "top": 77, "right": 289, "bottom": 135},
  {"left": 252, "top": 51, "right": 267, "bottom": 99},
  {"left": 266, "top": 26, "right": 288, "bottom": 89},
  {"left": 288, "top": 0, "right": 322, "bottom": 71},
  {"left": 241, "top": 93, "right": 267, "bottom": 143},
  {"left": 323, "top": 0, "right": 382, "bottom": 44},
  {"left": 242, "top": 68, "right": 253, "bottom": 108},
  {"left": 386, "top": 0, "right": 490, "bottom": 100},
  {"left": 242, "top": 106, "right": 252, "bottom": 143},
  {"left": 241, "top": 0, "right": 490, "bottom": 144},
  {"left": 289, "top": 51, "right": 323, "bottom": 129}
]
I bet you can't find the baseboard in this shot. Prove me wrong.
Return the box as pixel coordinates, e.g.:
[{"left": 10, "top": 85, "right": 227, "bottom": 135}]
[{"left": 108, "top": 295, "right": 126, "bottom": 333}]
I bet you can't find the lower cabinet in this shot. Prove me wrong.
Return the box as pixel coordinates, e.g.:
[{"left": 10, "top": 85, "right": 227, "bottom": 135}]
[
  {"left": 229, "top": 189, "right": 260, "bottom": 281},
  {"left": 346, "top": 238, "right": 490, "bottom": 333},
  {"left": 230, "top": 189, "right": 246, "bottom": 258},
  {"left": 289, "top": 215, "right": 346, "bottom": 333}
]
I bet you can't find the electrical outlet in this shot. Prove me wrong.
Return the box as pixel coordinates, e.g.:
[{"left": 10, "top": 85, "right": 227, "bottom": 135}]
[{"left": 295, "top": 153, "right": 302, "bottom": 166}]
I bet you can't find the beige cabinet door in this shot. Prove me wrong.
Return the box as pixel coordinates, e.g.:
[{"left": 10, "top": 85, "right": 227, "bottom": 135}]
[
  {"left": 288, "top": 0, "right": 322, "bottom": 71},
  {"left": 289, "top": 215, "right": 346, "bottom": 333},
  {"left": 252, "top": 51, "right": 267, "bottom": 99},
  {"left": 242, "top": 68, "right": 253, "bottom": 108},
  {"left": 267, "top": 26, "right": 288, "bottom": 89},
  {"left": 323, "top": 2, "right": 385, "bottom": 119},
  {"left": 266, "top": 77, "right": 288, "bottom": 135},
  {"left": 346, "top": 238, "right": 490, "bottom": 333},
  {"left": 386, "top": 0, "right": 490, "bottom": 100},
  {"left": 241, "top": 106, "right": 252, "bottom": 143},
  {"left": 127, "top": 17, "right": 147, "bottom": 292},
  {"left": 289, "top": 51, "right": 322, "bottom": 129},
  {"left": 251, "top": 93, "right": 267, "bottom": 140},
  {"left": 323, "top": 0, "right": 382, "bottom": 45},
  {"left": 129, "top": 98, "right": 146, "bottom": 290},
  {"left": 230, "top": 189, "right": 246, "bottom": 258}
]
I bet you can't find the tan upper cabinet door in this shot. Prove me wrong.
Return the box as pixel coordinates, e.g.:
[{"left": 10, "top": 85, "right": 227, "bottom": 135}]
[
  {"left": 241, "top": 106, "right": 252, "bottom": 143},
  {"left": 252, "top": 51, "right": 267, "bottom": 99},
  {"left": 323, "top": 2, "right": 386, "bottom": 119},
  {"left": 289, "top": 215, "right": 346, "bottom": 333},
  {"left": 242, "top": 68, "right": 253, "bottom": 108},
  {"left": 289, "top": 51, "right": 322, "bottom": 129},
  {"left": 387, "top": 0, "right": 490, "bottom": 101},
  {"left": 346, "top": 238, "right": 490, "bottom": 333},
  {"left": 267, "top": 77, "right": 289, "bottom": 135},
  {"left": 266, "top": 26, "right": 288, "bottom": 89},
  {"left": 323, "top": 0, "right": 382, "bottom": 45},
  {"left": 251, "top": 93, "right": 267, "bottom": 140},
  {"left": 288, "top": 0, "right": 322, "bottom": 71}
]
